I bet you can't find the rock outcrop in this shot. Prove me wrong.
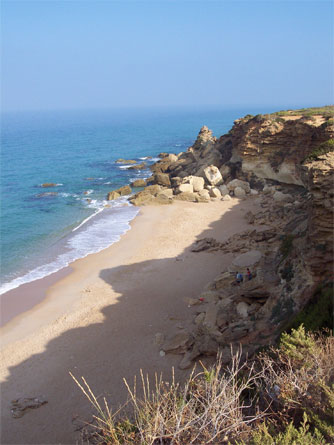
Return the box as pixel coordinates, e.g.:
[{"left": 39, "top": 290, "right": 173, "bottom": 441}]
[{"left": 148, "top": 107, "right": 333, "bottom": 370}]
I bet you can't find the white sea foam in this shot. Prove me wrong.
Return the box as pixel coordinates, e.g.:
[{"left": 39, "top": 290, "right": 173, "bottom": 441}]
[
  {"left": 118, "top": 165, "right": 133, "bottom": 170},
  {"left": 0, "top": 204, "right": 139, "bottom": 295}
]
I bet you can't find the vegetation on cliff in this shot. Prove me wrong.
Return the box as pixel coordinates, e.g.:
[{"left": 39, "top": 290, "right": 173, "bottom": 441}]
[{"left": 73, "top": 327, "right": 334, "bottom": 444}]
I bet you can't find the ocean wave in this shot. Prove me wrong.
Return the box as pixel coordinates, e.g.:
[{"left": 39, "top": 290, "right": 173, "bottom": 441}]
[
  {"left": 0, "top": 204, "right": 139, "bottom": 295},
  {"left": 118, "top": 165, "right": 133, "bottom": 170}
]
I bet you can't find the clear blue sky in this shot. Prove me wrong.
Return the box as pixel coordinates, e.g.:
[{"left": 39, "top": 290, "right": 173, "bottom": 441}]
[{"left": 1, "top": 0, "right": 333, "bottom": 112}]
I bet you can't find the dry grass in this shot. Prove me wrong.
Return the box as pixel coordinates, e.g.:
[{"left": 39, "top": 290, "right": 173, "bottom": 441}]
[{"left": 71, "top": 327, "right": 334, "bottom": 444}]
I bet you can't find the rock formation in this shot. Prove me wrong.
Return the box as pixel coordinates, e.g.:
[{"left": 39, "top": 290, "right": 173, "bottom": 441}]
[{"left": 141, "top": 107, "right": 333, "bottom": 369}]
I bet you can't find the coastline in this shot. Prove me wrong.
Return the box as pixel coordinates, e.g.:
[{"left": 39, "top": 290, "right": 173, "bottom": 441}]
[{"left": 0, "top": 197, "right": 261, "bottom": 444}]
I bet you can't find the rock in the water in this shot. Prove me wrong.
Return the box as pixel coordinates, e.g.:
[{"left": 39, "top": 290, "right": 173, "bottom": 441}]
[
  {"left": 234, "top": 186, "right": 246, "bottom": 198},
  {"left": 127, "top": 162, "right": 147, "bottom": 170},
  {"left": 131, "top": 179, "right": 147, "bottom": 187},
  {"left": 115, "top": 159, "right": 137, "bottom": 164},
  {"left": 203, "top": 165, "right": 223, "bottom": 186},
  {"left": 117, "top": 185, "right": 132, "bottom": 196},
  {"left": 41, "top": 183, "right": 57, "bottom": 188},
  {"left": 107, "top": 191, "right": 121, "bottom": 201}
]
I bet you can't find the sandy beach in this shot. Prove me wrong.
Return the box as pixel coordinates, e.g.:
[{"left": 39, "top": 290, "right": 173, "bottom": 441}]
[{"left": 0, "top": 198, "right": 260, "bottom": 444}]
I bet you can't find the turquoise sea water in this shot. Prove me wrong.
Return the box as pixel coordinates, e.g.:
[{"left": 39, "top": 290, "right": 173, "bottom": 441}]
[{"left": 0, "top": 106, "right": 275, "bottom": 294}]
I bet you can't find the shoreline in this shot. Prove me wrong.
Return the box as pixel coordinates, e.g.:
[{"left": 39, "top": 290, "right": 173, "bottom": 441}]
[{"left": 0, "top": 198, "right": 261, "bottom": 444}]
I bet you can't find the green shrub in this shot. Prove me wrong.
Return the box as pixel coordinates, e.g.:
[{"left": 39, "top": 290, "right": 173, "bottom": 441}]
[
  {"left": 303, "top": 138, "right": 334, "bottom": 162},
  {"left": 288, "top": 283, "right": 333, "bottom": 332},
  {"left": 245, "top": 413, "right": 326, "bottom": 445}
]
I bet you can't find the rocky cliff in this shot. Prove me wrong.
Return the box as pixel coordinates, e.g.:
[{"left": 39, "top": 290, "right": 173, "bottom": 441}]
[{"left": 128, "top": 107, "right": 334, "bottom": 368}]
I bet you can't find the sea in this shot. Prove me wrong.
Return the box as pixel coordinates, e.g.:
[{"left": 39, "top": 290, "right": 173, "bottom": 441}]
[{"left": 0, "top": 106, "right": 276, "bottom": 295}]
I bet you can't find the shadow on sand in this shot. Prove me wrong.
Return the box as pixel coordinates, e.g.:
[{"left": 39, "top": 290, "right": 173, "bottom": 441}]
[{"left": 1, "top": 199, "right": 254, "bottom": 444}]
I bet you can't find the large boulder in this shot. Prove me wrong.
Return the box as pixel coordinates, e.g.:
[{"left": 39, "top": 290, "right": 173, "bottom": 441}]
[
  {"left": 128, "top": 162, "right": 147, "bottom": 170},
  {"left": 174, "top": 192, "right": 198, "bottom": 202},
  {"left": 209, "top": 187, "right": 222, "bottom": 198},
  {"left": 177, "top": 183, "right": 194, "bottom": 194},
  {"left": 117, "top": 185, "right": 132, "bottom": 196},
  {"left": 234, "top": 186, "right": 246, "bottom": 198},
  {"left": 198, "top": 189, "right": 210, "bottom": 200},
  {"left": 154, "top": 172, "right": 171, "bottom": 187},
  {"left": 107, "top": 185, "right": 132, "bottom": 200},
  {"left": 226, "top": 179, "right": 250, "bottom": 193},
  {"left": 191, "top": 176, "right": 205, "bottom": 192},
  {"left": 107, "top": 191, "right": 120, "bottom": 201},
  {"left": 131, "top": 179, "right": 147, "bottom": 187},
  {"left": 203, "top": 165, "right": 223, "bottom": 186},
  {"left": 219, "top": 185, "right": 229, "bottom": 196}
]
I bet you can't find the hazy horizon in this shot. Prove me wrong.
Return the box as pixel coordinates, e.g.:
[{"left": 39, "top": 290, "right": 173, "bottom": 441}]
[{"left": 2, "top": 0, "right": 333, "bottom": 112}]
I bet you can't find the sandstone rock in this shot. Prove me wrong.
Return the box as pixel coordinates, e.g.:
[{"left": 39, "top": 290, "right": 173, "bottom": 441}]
[
  {"left": 209, "top": 187, "right": 222, "bottom": 198},
  {"left": 203, "top": 165, "right": 223, "bottom": 186},
  {"left": 245, "top": 211, "right": 255, "bottom": 224},
  {"left": 263, "top": 185, "right": 275, "bottom": 195},
  {"left": 41, "top": 183, "right": 57, "bottom": 188},
  {"left": 236, "top": 302, "right": 250, "bottom": 318},
  {"left": 107, "top": 191, "right": 121, "bottom": 201},
  {"left": 195, "top": 195, "right": 209, "bottom": 203},
  {"left": 175, "top": 192, "right": 198, "bottom": 202},
  {"left": 179, "top": 346, "right": 201, "bottom": 369},
  {"left": 127, "top": 162, "right": 146, "bottom": 170},
  {"left": 232, "top": 250, "right": 262, "bottom": 268},
  {"left": 158, "top": 152, "right": 169, "bottom": 158},
  {"left": 117, "top": 185, "right": 132, "bottom": 196},
  {"left": 191, "top": 238, "right": 222, "bottom": 252},
  {"left": 226, "top": 179, "right": 250, "bottom": 193},
  {"left": 131, "top": 179, "right": 147, "bottom": 187},
  {"left": 204, "top": 304, "right": 219, "bottom": 329},
  {"left": 221, "top": 194, "right": 232, "bottom": 201},
  {"left": 158, "top": 188, "right": 173, "bottom": 198},
  {"left": 220, "top": 164, "right": 231, "bottom": 179},
  {"left": 250, "top": 189, "right": 259, "bottom": 195},
  {"left": 177, "top": 183, "right": 194, "bottom": 194},
  {"left": 195, "top": 312, "right": 205, "bottom": 325},
  {"left": 162, "top": 332, "right": 193, "bottom": 353},
  {"left": 234, "top": 186, "right": 246, "bottom": 198},
  {"left": 219, "top": 185, "right": 229, "bottom": 196},
  {"left": 273, "top": 191, "right": 293, "bottom": 202},
  {"left": 198, "top": 189, "right": 210, "bottom": 200},
  {"left": 192, "top": 176, "right": 205, "bottom": 192},
  {"left": 154, "top": 172, "right": 171, "bottom": 187},
  {"left": 171, "top": 177, "right": 182, "bottom": 187}
]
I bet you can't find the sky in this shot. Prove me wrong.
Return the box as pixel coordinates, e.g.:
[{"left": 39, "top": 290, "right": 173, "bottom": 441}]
[{"left": 1, "top": 0, "right": 333, "bottom": 112}]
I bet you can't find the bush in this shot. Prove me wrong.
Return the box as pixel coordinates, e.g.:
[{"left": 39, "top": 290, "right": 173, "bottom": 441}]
[{"left": 303, "top": 138, "right": 334, "bottom": 162}]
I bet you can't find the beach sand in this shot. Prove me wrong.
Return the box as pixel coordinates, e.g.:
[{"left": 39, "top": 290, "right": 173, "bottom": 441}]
[{"left": 0, "top": 198, "right": 260, "bottom": 444}]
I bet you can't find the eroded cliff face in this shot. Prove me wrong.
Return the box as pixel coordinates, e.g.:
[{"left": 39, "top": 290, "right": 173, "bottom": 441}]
[
  {"left": 226, "top": 114, "right": 332, "bottom": 186},
  {"left": 138, "top": 109, "right": 333, "bottom": 369}
]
